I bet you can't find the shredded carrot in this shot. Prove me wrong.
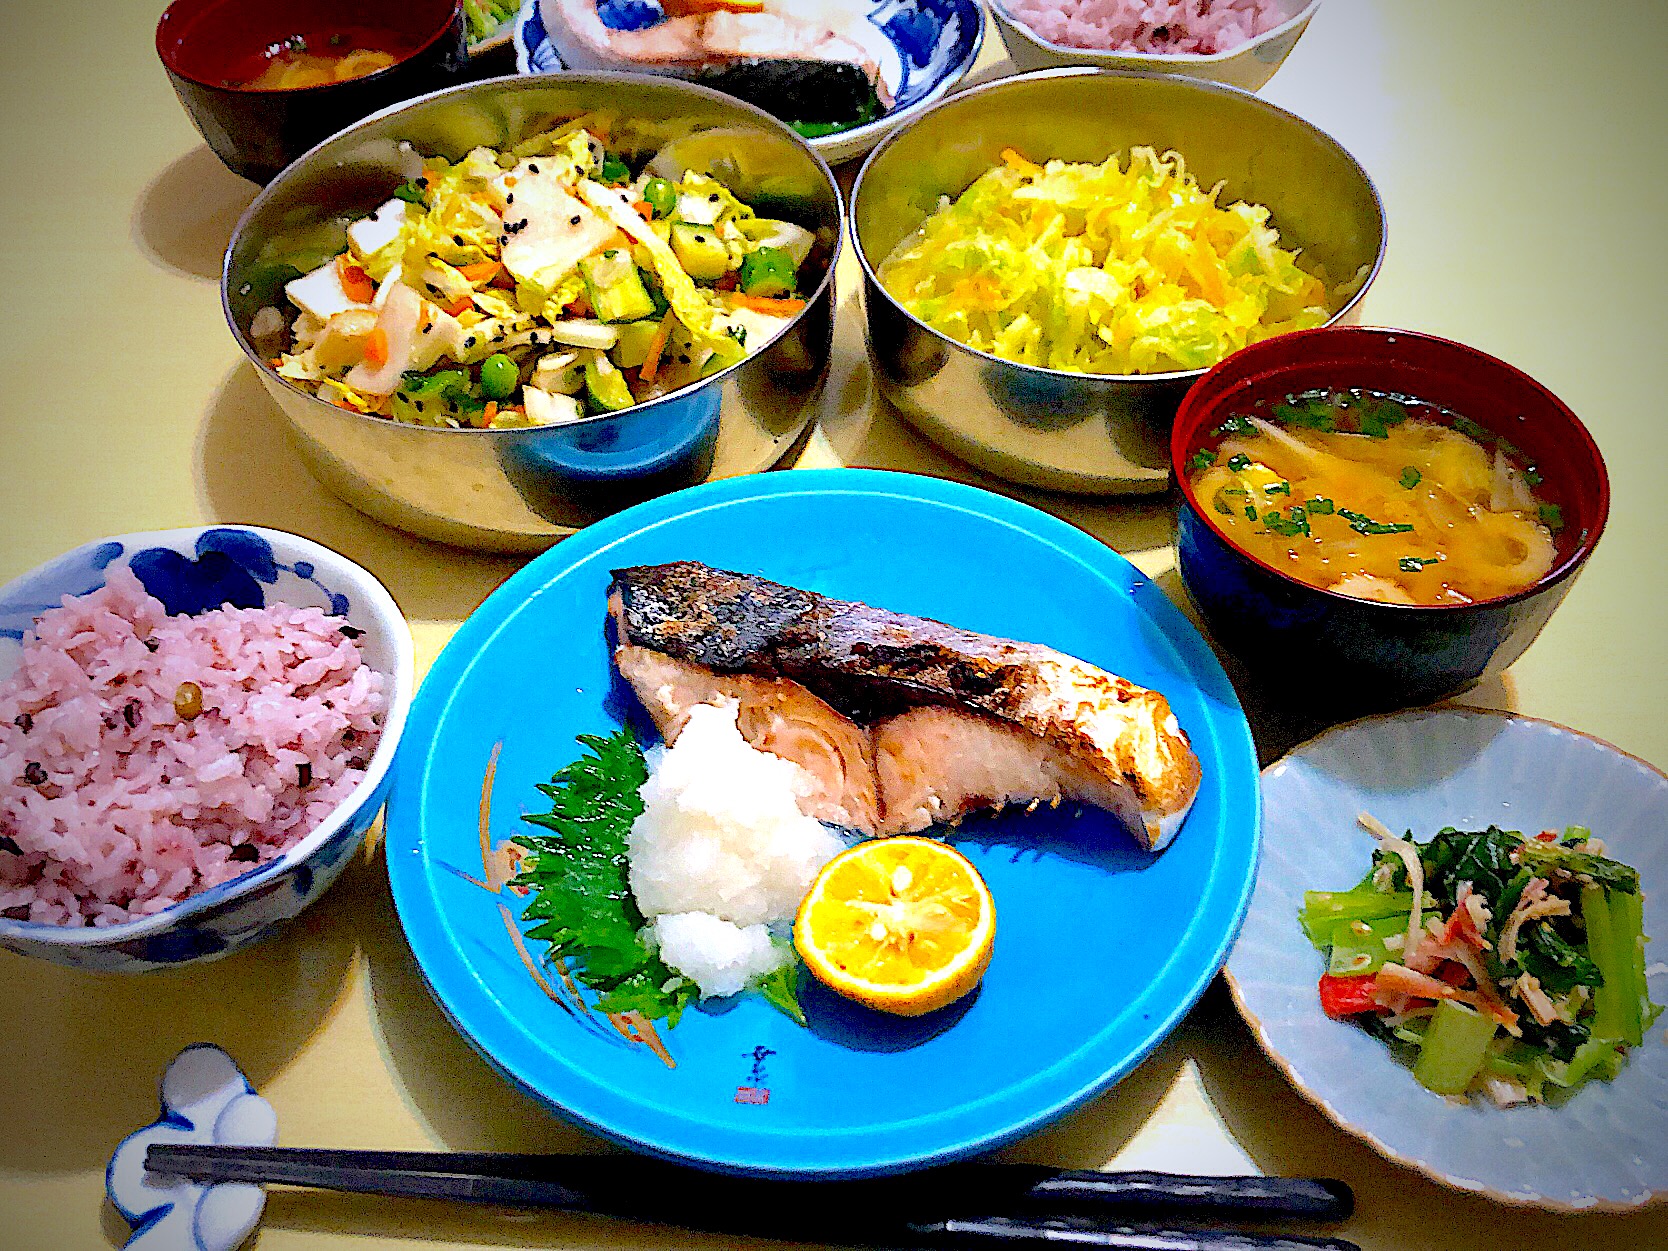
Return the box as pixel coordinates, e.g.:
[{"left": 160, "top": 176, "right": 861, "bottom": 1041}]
[
  {"left": 639, "top": 308, "right": 678, "bottom": 383},
  {"left": 632, "top": 199, "right": 653, "bottom": 220},
  {"left": 1001, "top": 146, "right": 1040, "bottom": 174},
  {"left": 457, "top": 260, "right": 501, "bottom": 284},
  {"left": 731, "top": 293, "right": 806, "bottom": 315},
  {"left": 336, "top": 255, "right": 375, "bottom": 303},
  {"left": 482, "top": 401, "right": 498, "bottom": 425},
  {"left": 441, "top": 295, "right": 474, "bottom": 317},
  {"left": 363, "top": 327, "right": 389, "bottom": 367}
]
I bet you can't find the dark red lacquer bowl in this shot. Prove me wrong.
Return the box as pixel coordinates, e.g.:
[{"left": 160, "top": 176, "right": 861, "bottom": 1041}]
[
  {"left": 157, "top": 0, "right": 468, "bottom": 184},
  {"left": 1171, "top": 326, "right": 1610, "bottom": 714}
]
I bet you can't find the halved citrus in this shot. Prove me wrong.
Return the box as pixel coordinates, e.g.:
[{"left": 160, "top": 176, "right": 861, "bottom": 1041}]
[{"left": 794, "top": 836, "right": 994, "bottom": 1017}]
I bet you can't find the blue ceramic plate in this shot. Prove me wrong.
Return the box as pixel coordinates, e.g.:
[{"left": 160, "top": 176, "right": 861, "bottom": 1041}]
[
  {"left": 385, "top": 468, "right": 1258, "bottom": 1177},
  {"left": 1227, "top": 708, "right": 1668, "bottom": 1211},
  {"left": 514, "top": 0, "right": 986, "bottom": 165}
]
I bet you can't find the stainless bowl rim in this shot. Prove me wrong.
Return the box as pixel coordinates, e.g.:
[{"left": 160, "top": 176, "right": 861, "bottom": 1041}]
[
  {"left": 221, "top": 70, "right": 845, "bottom": 439},
  {"left": 849, "top": 65, "right": 1387, "bottom": 388},
  {"left": 988, "top": 0, "right": 1324, "bottom": 67}
]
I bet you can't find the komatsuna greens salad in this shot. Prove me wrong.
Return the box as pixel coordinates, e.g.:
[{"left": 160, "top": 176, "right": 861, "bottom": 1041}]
[
  {"left": 1304, "top": 816, "right": 1660, "bottom": 1105},
  {"left": 260, "top": 122, "right": 818, "bottom": 429}
]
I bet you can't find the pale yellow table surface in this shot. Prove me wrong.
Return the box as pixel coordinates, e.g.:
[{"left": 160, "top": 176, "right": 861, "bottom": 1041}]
[{"left": 3, "top": 2, "right": 1666, "bottom": 1248}]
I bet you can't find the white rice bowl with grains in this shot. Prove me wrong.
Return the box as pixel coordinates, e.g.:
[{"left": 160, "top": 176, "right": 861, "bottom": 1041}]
[
  {"left": 0, "top": 566, "right": 387, "bottom": 926},
  {"left": 628, "top": 701, "right": 846, "bottom": 999}
]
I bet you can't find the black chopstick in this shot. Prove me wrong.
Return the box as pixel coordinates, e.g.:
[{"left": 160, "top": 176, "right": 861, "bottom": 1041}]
[
  {"left": 910, "top": 1216, "right": 1360, "bottom": 1250},
  {"left": 146, "top": 1145, "right": 1354, "bottom": 1248}
]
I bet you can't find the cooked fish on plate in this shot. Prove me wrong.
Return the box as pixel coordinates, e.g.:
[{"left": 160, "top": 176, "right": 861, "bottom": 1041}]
[
  {"left": 385, "top": 467, "right": 1258, "bottom": 1176},
  {"left": 609, "top": 560, "right": 1203, "bottom": 849},
  {"left": 542, "top": 0, "right": 895, "bottom": 137}
]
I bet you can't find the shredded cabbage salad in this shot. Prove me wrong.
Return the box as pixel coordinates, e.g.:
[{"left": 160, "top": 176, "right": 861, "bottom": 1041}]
[
  {"left": 877, "top": 146, "right": 1334, "bottom": 375},
  {"left": 258, "top": 120, "right": 819, "bottom": 429}
]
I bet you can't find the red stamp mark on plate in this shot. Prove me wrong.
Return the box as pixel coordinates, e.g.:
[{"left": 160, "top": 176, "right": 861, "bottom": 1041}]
[{"left": 734, "top": 1086, "right": 771, "bottom": 1105}]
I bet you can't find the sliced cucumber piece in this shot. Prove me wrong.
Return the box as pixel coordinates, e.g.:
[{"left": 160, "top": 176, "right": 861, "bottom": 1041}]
[
  {"left": 611, "top": 320, "right": 663, "bottom": 370},
  {"left": 584, "top": 354, "right": 636, "bottom": 412},
  {"left": 670, "top": 223, "right": 731, "bottom": 281},
  {"left": 578, "top": 249, "right": 657, "bottom": 323},
  {"left": 739, "top": 246, "right": 797, "bottom": 298}
]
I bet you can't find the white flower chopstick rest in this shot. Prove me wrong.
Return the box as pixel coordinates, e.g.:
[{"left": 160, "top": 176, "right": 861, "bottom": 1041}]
[{"left": 107, "top": 1045, "right": 277, "bottom": 1251}]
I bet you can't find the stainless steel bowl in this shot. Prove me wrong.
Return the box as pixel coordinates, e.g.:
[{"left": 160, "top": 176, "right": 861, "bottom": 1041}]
[
  {"left": 223, "top": 74, "right": 842, "bottom": 552},
  {"left": 851, "top": 68, "right": 1385, "bottom": 495}
]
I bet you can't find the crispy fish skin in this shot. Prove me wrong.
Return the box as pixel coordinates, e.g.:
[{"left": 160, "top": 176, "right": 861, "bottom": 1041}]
[{"left": 608, "top": 562, "right": 1201, "bottom": 850}]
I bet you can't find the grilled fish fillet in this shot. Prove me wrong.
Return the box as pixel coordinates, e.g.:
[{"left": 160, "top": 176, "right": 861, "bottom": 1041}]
[{"left": 607, "top": 562, "right": 1202, "bottom": 850}]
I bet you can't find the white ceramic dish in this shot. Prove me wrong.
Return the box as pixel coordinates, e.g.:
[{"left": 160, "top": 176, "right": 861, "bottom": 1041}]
[
  {"left": 1226, "top": 708, "right": 1668, "bottom": 1211},
  {"left": 0, "top": 526, "right": 414, "bottom": 972},
  {"left": 990, "top": 0, "right": 1322, "bottom": 93}
]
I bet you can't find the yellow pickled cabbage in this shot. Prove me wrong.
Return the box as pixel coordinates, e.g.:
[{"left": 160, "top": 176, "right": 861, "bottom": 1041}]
[{"left": 877, "top": 147, "right": 1333, "bottom": 375}]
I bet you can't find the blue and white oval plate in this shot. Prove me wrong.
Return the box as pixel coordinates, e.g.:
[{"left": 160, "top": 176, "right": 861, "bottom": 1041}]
[
  {"left": 385, "top": 468, "right": 1258, "bottom": 1177},
  {"left": 1228, "top": 708, "right": 1668, "bottom": 1210},
  {"left": 514, "top": 0, "right": 986, "bottom": 165}
]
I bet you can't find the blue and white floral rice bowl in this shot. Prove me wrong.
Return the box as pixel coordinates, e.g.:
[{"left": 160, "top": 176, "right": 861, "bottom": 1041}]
[
  {"left": 0, "top": 526, "right": 413, "bottom": 972},
  {"left": 515, "top": 0, "right": 986, "bottom": 165},
  {"left": 1227, "top": 708, "right": 1668, "bottom": 1211}
]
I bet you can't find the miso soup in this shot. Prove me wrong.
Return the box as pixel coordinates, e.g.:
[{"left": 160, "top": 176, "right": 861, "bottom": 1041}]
[
  {"left": 228, "top": 29, "right": 406, "bottom": 90},
  {"left": 1187, "top": 390, "right": 1561, "bottom": 606}
]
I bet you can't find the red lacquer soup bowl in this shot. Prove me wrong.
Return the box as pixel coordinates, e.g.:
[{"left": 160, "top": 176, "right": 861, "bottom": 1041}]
[
  {"left": 158, "top": 0, "right": 468, "bottom": 184},
  {"left": 1171, "top": 326, "right": 1609, "bottom": 714}
]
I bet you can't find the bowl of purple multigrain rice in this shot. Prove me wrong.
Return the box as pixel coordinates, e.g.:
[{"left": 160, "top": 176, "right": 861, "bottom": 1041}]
[
  {"left": 0, "top": 526, "right": 413, "bottom": 971},
  {"left": 990, "top": 1, "right": 1323, "bottom": 92}
]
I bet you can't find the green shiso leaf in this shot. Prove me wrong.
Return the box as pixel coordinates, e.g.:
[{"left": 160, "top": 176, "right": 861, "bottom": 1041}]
[
  {"left": 509, "top": 729, "right": 696, "bottom": 1023},
  {"left": 756, "top": 947, "right": 808, "bottom": 1026}
]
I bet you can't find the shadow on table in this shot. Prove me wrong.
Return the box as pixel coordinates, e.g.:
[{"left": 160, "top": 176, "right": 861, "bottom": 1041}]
[
  {"left": 194, "top": 363, "right": 526, "bottom": 627},
  {"left": 1149, "top": 567, "right": 1518, "bottom": 768},
  {"left": 0, "top": 847, "right": 374, "bottom": 1177},
  {"left": 995, "top": 1027, "right": 1190, "bottom": 1172},
  {"left": 260, "top": 1191, "right": 783, "bottom": 1250},
  {"left": 130, "top": 145, "right": 258, "bottom": 283},
  {"left": 356, "top": 854, "right": 600, "bottom": 1157},
  {"left": 1191, "top": 980, "right": 1668, "bottom": 1246}
]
